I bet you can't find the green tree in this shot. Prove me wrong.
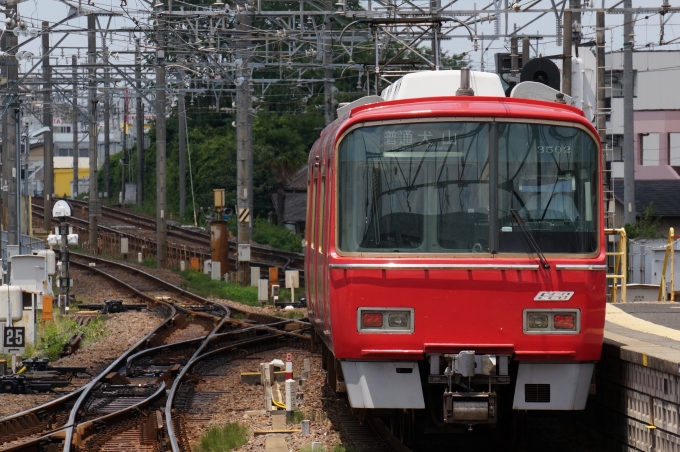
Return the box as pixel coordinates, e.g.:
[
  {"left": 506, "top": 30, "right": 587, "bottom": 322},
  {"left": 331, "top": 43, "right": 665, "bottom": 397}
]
[{"left": 624, "top": 203, "right": 663, "bottom": 239}]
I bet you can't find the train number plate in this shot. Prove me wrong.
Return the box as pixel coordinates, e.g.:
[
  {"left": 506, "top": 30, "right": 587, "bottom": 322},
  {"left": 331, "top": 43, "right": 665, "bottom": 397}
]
[{"left": 534, "top": 291, "right": 574, "bottom": 301}]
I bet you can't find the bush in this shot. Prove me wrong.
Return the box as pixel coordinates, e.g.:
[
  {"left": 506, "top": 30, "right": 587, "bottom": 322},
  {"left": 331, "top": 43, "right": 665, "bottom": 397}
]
[
  {"left": 194, "top": 423, "right": 248, "bottom": 452},
  {"left": 38, "top": 314, "right": 108, "bottom": 361},
  {"left": 252, "top": 218, "right": 303, "bottom": 253},
  {"left": 180, "top": 270, "right": 259, "bottom": 306}
]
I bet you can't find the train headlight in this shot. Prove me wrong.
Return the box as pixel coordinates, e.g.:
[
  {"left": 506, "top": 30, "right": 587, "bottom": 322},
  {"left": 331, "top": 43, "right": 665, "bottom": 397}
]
[
  {"left": 523, "top": 309, "right": 580, "bottom": 334},
  {"left": 527, "top": 313, "right": 549, "bottom": 329},
  {"left": 387, "top": 312, "right": 410, "bottom": 328},
  {"left": 357, "top": 308, "right": 414, "bottom": 333}
]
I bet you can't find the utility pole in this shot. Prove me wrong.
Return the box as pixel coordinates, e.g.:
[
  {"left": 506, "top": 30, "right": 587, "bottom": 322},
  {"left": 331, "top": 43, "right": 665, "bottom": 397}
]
[
  {"left": 596, "top": 11, "right": 608, "bottom": 228},
  {"left": 1, "top": 22, "right": 9, "bottom": 233},
  {"left": 236, "top": 9, "right": 253, "bottom": 285},
  {"left": 623, "top": 0, "right": 635, "bottom": 224},
  {"left": 88, "top": 14, "right": 100, "bottom": 253},
  {"left": 522, "top": 36, "right": 530, "bottom": 66},
  {"left": 135, "top": 38, "right": 144, "bottom": 206},
  {"left": 323, "top": 19, "right": 334, "bottom": 126},
  {"left": 178, "top": 70, "right": 186, "bottom": 217},
  {"left": 155, "top": 3, "right": 168, "bottom": 269},
  {"left": 72, "top": 56, "right": 79, "bottom": 199},
  {"left": 42, "top": 21, "right": 54, "bottom": 231},
  {"left": 510, "top": 37, "right": 518, "bottom": 87},
  {"left": 103, "top": 50, "right": 111, "bottom": 199},
  {"left": 562, "top": 8, "right": 572, "bottom": 96},
  {"left": 6, "top": 17, "right": 18, "bottom": 246},
  {"left": 122, "top": 91, "right": 128, "bottom": 205}
]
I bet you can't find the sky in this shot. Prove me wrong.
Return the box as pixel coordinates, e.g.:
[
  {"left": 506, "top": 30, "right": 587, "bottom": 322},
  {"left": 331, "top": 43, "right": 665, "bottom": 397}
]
[{"left": 6, "top": 0, "right": 680, "bottom": 84}]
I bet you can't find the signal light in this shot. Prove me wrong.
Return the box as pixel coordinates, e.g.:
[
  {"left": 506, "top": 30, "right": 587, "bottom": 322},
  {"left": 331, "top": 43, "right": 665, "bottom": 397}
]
[
  {"left": 362, "top": 312, "right": 383, "bottom": 328},
  {"left": 553, "top": 315, "right": 575, "bottom": 330},
  {"left": 524, "top": 309, "right": 580, "bottom": 334},
  {"left": 357, "top": 308, "right": 414, "bottom": 333}
]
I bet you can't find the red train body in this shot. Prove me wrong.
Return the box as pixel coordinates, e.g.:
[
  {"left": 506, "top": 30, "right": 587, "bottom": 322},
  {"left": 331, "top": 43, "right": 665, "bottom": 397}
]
[{"left": 305, "top": 71, "right": 605, "bottom": 426}]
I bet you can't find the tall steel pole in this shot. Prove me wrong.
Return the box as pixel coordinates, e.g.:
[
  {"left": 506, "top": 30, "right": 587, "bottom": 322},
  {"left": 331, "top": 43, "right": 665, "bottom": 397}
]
[
  {"left": 103, "top": 50, "right": 111, "bottom": 199},
  {"left": 6, "top": 18, "right": 18, "bottom": 246},
  {"left": 178, "top": 72, "right": 186, "bottom": 217},
  {"left": 14, "top": 104, "right": 20, "bottom": 245},
  {"left": 155, "top": 4, "right": 168, "bottom": 269},
  {"left": 562, "top": 9, "right": 572, "bottom": 96},
  {"left": 135, "top": 38, "right": 144, "bottom": 206},
  {"left": 522, "top": 36, "right": 530, "bottom": 65},
  {"left": 88, "top": 14, "right": 100, "bottom": 253},
  {"left": 72, "top": 56, "right": 79, "bottom": 199},
  {"left": 323, "top": 19, "right": 334, "bottom": 126},
  {"left": 42, "top": 21, "right": 54, "bottom": 231},
  {"left": 1, "top": 28, "right": 8, "bottom": 233},
  {"left": 623, "top": 0, "right": 635, "bottom": 224},
  {"left": 122, "top": 92, "right": 128, "bottom": 204},
  {"left": 596, "top": 11, "right": 608, "bottom": 226},
  {"left": 510, "top": 37, "right": 518, "bottom": 86},
  {"left": 236, "top": 9, "right": 253, "bottom": 285}
]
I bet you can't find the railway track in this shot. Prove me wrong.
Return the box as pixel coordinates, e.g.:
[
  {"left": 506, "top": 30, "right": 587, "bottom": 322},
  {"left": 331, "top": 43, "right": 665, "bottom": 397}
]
[
  {"left": 0, "top": 254, "right": 310, "bottom": 452},
  {"left": 31, "top": 199, "right": 305, "bottom": 285},
  {"left": 0, "top": 253, "right": 407, "bottom": 452}
]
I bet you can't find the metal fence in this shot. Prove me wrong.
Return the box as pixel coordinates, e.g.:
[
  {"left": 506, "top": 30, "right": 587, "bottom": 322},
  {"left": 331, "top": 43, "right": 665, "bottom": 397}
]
[{"left": 0, "top": 231, "right": 45, "bottom": 261}]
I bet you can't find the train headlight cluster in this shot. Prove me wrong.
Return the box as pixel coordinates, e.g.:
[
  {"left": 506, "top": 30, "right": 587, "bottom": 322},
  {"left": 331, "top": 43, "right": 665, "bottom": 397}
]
[
  {"left": 357, "top": 308, "right": 413, "bottom": 333},
  {"left": 523, "top": 309, "right": 580, "bottom": 334}
]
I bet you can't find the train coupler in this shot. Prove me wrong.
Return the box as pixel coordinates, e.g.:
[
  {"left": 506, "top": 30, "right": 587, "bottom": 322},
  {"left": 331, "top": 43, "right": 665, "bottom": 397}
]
[{"left": 443, "top": 391, "right": 497, "bottom": 425}]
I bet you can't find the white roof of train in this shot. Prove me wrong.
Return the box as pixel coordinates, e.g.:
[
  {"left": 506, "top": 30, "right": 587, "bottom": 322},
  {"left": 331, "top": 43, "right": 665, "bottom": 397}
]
[{"left": 380, "top": 70, "right": 505, "bottom": 100}]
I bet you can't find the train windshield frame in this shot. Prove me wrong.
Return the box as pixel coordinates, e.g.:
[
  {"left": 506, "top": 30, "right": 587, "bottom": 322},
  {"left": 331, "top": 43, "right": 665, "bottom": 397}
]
[{"left": 336, "top": 119, "right": 600, "bottom": 256}]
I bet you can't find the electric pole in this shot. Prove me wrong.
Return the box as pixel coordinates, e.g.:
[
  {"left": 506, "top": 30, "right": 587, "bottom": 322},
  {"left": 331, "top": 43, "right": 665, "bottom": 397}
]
[
  {"left": 155, "top": 3, "right": 168, "bottom": 269},
  {"left": 135, "top": 38, "right": 144, "bottom": 206},
  {"left": 88, "top": 14, "right": 100, "bottom": 253},
  {"left": 178, "top": 70, "right": 186, "bottom": 217},
  {"left": 72, "top": 55, "right": 79, "bottom": 199},
  {"left": 6, "top": 17, "right": 18, "bottom": 246},
  {"left": 42, "top": 21, "right": 53, "bottom": 231},
  {"left": 323, "top": 18, "right": 334, "bottom": 126},
  {"left": 122, "top": 91, "right": 128, "bottom": 205},
  {"left": 623, "top": 0, "right": 635, "bottom": 224},
  {"left": 562, "top": 8, "right": 572, "bottom": 96},
  {"left": 236, "top": 8, "right": 253, "bottom": 285},
  {"left": 1, "top": 22, "right": 9, "bottom": 233},
  {"left": 522, "top": 36, "right": 530, "bottom": 65},
  {"left": 103, "top": 50, "right": 111, "bottom": 199}
]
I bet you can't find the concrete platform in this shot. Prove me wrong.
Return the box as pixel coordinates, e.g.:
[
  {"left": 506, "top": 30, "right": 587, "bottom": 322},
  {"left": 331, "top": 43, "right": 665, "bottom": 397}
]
[{"left": 594, "top": 303, "right": 680, "bottom": 450}]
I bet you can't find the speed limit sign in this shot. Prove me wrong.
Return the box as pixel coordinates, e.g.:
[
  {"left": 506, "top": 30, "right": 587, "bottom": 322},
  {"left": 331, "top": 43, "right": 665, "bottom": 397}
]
[{"left": 2, "top": 326, "right": 25, "bottom": 355}]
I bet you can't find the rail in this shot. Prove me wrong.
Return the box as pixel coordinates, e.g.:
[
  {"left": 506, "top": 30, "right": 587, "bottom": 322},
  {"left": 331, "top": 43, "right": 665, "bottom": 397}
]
[{"left": 605, "top": 228, "right": 627, "bottom": 303}]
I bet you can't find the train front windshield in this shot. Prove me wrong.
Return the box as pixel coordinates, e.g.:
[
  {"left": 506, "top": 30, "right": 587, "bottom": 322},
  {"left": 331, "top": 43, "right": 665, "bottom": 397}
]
[{"left": 337, "top": 121, "right": 599, "bottom": 254}]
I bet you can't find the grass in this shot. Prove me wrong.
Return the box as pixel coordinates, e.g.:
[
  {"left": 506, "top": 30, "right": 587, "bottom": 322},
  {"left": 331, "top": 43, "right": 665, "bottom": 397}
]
[
  {"left": 194, "top": 423, "right": 248, "bottom": 452},
  {"left": 180, "top": 270, "right": 260, "bottom": 306},
  {"left": 35, "top": 314, "right": 108, "bottom": 361},
  {"left": 179, "top": 269, "right": 306, "bottom": 306},
  {"left": 140, "top": 257, "right": 157, "bottom": 268}
]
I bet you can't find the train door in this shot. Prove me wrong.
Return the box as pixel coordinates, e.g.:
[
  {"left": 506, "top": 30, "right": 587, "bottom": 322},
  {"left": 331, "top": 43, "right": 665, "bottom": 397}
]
[
  {"left": 316, "top": 162, "right": 327, "bottom": 329},
  {"left": 322, "top": 155, "right": 332, "bottom": 336},
  {"left": 304, "top": 162, "right": 314, "bottom": 317},
  {"left": 311, "top": 160, "right": 321, "bottom": 322}
]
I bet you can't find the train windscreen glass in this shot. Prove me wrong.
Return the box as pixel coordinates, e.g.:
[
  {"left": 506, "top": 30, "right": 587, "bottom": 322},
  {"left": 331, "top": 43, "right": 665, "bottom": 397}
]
[
  {"left": 498, "top": 122, "right": 598, "bottom": 254},
  {"left": 337, "top": 121, "right": 598, "bottom": 254}
]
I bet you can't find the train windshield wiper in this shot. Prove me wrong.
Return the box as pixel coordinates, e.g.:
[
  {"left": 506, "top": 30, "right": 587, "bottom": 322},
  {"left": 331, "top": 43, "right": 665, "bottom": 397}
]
[{"left": 510, "top": 209, "right": 550, "bottom": 269}]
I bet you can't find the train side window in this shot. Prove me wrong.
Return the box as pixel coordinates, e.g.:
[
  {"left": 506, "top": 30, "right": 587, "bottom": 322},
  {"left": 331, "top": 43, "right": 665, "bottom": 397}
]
[
  {"left": 310, "top": 167, "right": 317, "bottom": 250},
  {"left": 319, "top": 175, "right": 326, "bottom": 253}
]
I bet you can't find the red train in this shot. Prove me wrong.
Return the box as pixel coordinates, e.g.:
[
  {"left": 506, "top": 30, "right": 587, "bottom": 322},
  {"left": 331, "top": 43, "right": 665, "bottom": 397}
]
[{"left": 305, "top": 69, "right": 605, "bottom": 432}]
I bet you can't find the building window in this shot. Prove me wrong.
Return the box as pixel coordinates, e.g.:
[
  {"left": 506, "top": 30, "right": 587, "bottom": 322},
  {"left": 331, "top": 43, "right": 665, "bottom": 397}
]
[{"left": 641, "top": 133, "right": 659, "bottom": 166}]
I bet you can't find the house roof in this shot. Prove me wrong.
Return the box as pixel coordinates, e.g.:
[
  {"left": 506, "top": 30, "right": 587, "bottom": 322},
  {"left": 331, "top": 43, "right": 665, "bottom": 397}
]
[
  {"left": 613, "top": 179, "right": 680, "bottom": 216},
  {"left": 271, "top": 192, "right": 307, "bottom": 224},
  {"left": 285, "top": 166, "right": 308, "bottom": 192}
]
